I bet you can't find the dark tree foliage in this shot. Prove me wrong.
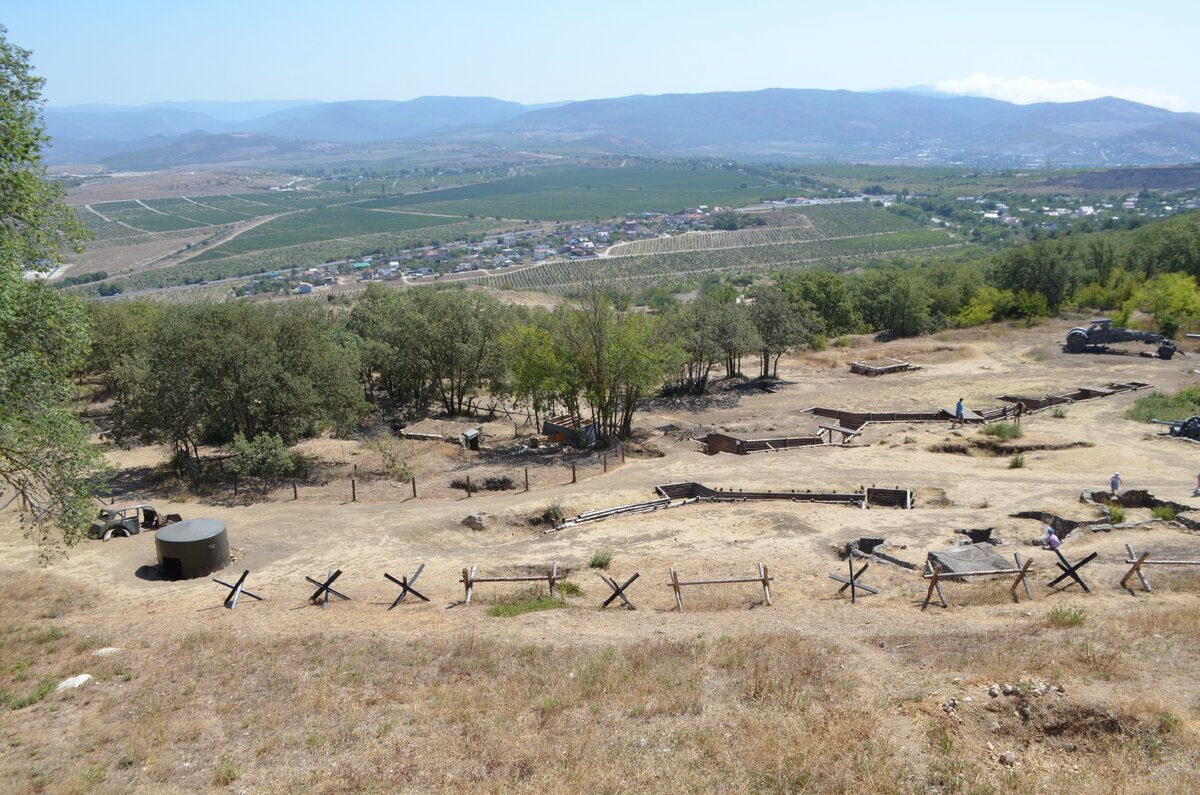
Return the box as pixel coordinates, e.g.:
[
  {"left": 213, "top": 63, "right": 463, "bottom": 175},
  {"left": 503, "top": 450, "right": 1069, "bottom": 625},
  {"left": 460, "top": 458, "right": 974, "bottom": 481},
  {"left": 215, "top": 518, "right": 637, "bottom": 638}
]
[{"left": 0, "top": 26, "right": 107, "bottom": 553}]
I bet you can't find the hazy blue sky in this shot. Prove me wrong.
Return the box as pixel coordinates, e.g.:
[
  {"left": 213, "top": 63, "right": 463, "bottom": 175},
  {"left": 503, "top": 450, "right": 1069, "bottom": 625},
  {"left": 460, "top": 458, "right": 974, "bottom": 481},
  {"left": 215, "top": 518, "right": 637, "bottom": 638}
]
[{"left": 7, "top": 1, "right": 1199, "bottom": 111}]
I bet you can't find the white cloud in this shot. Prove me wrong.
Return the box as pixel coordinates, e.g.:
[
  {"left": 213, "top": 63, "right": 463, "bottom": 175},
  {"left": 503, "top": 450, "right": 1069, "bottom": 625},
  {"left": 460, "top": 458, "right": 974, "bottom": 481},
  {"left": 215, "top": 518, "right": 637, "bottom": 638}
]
[{"left": 935, "top": 72, "right": 1186, "bottom": 111}]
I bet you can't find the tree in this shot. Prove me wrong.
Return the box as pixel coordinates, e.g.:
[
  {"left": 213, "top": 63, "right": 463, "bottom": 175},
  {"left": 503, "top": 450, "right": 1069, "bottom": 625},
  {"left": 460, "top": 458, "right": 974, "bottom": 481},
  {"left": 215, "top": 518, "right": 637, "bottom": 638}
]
[
  {"left": 554, "top": 287, "right": 677, "bottom": 441},
  {"left": 852, "top": 269, "right": 932, "bottom": 338},
  {"left": 0, "top": 26, "right": 107, "bottom": 553},
  {"left": 780, "top": 270, "right": 860, "bottom": 336},
  {"left": 748, "top": 287, "right": 823, "bottom": 378}
]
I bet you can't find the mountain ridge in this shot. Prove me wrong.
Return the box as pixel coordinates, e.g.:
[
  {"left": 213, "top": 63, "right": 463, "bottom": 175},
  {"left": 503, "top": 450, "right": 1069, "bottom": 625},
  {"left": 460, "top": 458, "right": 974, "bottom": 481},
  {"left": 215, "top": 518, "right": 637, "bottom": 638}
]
[{"left": 44, "top": 89, "right": 1200, "bottom": 167}]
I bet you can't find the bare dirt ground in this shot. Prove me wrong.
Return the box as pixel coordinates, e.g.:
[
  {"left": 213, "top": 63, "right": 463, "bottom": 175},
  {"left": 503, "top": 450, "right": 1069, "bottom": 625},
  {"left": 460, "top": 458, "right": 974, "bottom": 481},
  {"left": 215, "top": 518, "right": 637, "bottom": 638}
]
[{"left": 2, "top": 323, "right": 1199, "bottom": 792}]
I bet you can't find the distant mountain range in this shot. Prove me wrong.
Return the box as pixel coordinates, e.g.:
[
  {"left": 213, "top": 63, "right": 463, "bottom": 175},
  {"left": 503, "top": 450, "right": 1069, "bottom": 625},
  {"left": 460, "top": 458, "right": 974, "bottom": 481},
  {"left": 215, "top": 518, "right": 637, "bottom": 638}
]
[{"left": 43, "top": 89, "right": 1200, "bottom": 168}]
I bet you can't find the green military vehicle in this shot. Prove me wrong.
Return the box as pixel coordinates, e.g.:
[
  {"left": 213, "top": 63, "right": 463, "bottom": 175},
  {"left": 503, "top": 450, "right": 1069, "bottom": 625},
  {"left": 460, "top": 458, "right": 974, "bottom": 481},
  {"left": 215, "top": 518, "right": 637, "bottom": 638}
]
[{"left": 89, "top": 503, "right": 181, "bottom": 541}]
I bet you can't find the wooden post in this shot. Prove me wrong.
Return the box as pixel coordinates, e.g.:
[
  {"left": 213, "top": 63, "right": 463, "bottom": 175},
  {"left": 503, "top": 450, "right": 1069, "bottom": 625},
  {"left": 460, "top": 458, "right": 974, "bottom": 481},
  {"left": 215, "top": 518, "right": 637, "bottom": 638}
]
[
  {"left": 462, "top": 566, "right": 476, "bottom": 604},
  {"left": 1012, "top": 553, "right": 1033, "bottom": 600},
  {"left": 670, "top": 568, "right": 683, "bottom": 612},
  {"left": 621, "top": 446, "right": 625, "bottom": 464},
  {"left": 603, "top": 454, "right": 608, "bottom": 473},
  {"left": 466, "top": 475, "right": 472, "bottom": 498},
  {"left": 412, "top": 478, "right": 417, "bottom": 499},
  {"left": 292, "top": 481, "right": 298, "bottom": 501},
  {"left": 759, "top": 562, "right": 772, "bottom": 606},
  {"left": 524, "top": 468, "right": 529, "bottom": 492},
  {"left": 351, "top": 478, "right": 357, "bottom": 502},
  {"left": 921, "top": 562, "right": 944, "bottom": 610},
  {"left": 1121, "top": 544, "right": 1152, "bottom": 593},
  {"left": 571, "top": 462, "right": 577, "bottom": 484},
  {"left": 549, "top": 561, "right": 558, "bottom": 597},
  {"left": 233, "top": 475, "right": 239, "bottom": 496},
  {"left": 353, "top": 463, "right": 358, "bottom": 476}
]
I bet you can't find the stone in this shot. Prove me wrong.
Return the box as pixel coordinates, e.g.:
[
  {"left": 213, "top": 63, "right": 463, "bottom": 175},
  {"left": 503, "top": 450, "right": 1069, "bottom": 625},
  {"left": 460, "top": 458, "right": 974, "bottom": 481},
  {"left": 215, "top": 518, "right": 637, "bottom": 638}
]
[
  {"left": 1002, "top": 684, "right": 1017, "bottom": 695},
  {"left": 989, "top": 721, "right": 1001, "bottom": 733},
  {"left": 92, "top": 647, "right": 121, "bottom": 657},
  {"left": 56, "top": 674, "right": 92, "bottom": 691},
  {"left": 999, "top": 751, "right": 1019, "bottom": 767},
  {"left": 462, "top": 513, "right": 487, "bottom": 531},
  {"left": 989, "top": 684, "right": 1001, "bottom": 698}
]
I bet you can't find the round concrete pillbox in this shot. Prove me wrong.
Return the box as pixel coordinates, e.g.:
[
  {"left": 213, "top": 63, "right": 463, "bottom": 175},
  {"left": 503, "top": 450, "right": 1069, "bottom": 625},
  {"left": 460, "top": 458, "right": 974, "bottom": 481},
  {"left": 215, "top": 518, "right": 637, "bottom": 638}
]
[{"left": 155, "top": 518, "right": 230, "bottom": 581}]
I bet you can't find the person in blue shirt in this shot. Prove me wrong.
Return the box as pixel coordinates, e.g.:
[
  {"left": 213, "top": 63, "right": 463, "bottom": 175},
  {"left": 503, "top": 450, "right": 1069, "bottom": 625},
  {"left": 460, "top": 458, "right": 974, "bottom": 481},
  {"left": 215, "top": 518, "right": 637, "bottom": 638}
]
[{"left": 953, "top": 398, "right": 965, "bottom": 427}]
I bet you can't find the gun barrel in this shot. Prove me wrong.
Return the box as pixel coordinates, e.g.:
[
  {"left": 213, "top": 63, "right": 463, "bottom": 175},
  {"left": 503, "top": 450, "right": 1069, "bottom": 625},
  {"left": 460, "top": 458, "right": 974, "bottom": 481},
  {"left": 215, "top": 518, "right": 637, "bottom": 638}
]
[{"left": 1150, "top": 419, "right": 1179, "bottom": 426}]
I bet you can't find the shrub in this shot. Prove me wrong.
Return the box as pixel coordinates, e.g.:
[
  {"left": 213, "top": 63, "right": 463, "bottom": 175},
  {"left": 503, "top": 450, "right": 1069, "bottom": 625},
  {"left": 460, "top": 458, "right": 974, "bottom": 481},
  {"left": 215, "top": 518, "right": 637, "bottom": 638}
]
[
  {"left": 557, "top": 581, "right": 582, "bottom": 597},
  {"left": 542, "top": 500, "right": 566, "bottom": 526},
  {"left": 213, "top": 760, "right": 239, "bottom": 786},
  {"left": 1048, "top": 606, "right": 1087, "bottom": 627},
  {"left": 225, "top": 433, "right": 300, "bottom": 491},
  {"left": 1127, "top": 386, "right": 1200, "bottom": 423},
  {"left": 1008, "top": 452, "right": 1025, "bottom": 469},
  {"left": 1051, "top": 406, "right": 1068, "bottom": 419},
  {"left": 1152, "top": 505, "right": 1176, "bottom": 521},
  {"left": 1108, "top": 504, "right": 1127, "bottom": 523},
  {"left": 589, "top": 550, "right": 612, "bottom": 569},
  {"left": 981, "top": 422, "right": 1022, "bottom": 441},
  {"left": 368, "top": 436, "right": 413, "bottom": 481}
]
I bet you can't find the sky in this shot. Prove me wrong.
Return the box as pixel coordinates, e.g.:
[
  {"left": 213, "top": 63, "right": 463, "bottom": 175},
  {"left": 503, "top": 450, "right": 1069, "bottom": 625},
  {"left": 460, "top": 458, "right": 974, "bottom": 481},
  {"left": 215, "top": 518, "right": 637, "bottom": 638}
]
[{"left": 6, "top": 0, "right": 1199, "bottom": 113}]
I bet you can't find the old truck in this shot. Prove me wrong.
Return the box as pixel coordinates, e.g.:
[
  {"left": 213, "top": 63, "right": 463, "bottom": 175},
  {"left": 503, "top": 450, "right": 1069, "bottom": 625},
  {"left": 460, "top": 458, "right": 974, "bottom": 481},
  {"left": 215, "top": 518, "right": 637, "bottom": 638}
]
[
  {"left": 89, "top": 503, "right": 181, "bottom": 541},
  {"left": 1065, "top": 319, "right": 1180, "bottom": 359}
]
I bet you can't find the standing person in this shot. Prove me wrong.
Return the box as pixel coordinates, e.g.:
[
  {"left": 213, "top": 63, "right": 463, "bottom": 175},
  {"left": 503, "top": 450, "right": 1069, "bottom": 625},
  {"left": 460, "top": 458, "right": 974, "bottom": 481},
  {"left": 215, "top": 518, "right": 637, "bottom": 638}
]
[
  {"left": 953, "top": 397, "right": 965, "bottom": 427},
  {"left": 1012, "top": 401, "right": 1025, "bottom": 427},
  {"left": 1109, "top": 472, "right": 1123, "bottom": 495},
  {"left": 1193, "top": 471, "right": 1199, "bottom": 497}
]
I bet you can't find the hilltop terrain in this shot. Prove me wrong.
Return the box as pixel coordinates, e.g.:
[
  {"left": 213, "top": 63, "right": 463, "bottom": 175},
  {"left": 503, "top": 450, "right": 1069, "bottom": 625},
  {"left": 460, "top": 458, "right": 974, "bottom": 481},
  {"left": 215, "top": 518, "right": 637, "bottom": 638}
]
[{"left": 2, "top": 323, "right": 1197, "bottom": 792}]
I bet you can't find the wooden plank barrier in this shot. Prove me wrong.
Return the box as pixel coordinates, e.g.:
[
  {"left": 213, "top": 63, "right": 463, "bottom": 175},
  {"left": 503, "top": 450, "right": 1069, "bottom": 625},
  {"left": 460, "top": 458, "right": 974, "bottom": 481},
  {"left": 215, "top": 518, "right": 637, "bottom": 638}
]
[
  {"left": 920, "top": 553, "right": 1034, "bottom": 610},
  {"left": 461, "top": 562, "right": 563, "bottom": 605},
  {"left": 1121, "top": 544, "right": 1200, "bottom": 593},
  {"left": 667, "top": 562, "right": 772, "bottom": 612}
]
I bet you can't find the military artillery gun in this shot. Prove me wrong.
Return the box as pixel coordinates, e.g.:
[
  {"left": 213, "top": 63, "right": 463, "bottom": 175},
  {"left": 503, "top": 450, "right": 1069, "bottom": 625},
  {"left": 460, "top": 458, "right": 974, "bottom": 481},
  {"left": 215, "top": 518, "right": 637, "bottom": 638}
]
[
  {"left": 1065, "top": 319, "right": 1180, "bottom": 360},
  {"left": 1152, "top": 415, "right": 1200, "bottom": 441}
]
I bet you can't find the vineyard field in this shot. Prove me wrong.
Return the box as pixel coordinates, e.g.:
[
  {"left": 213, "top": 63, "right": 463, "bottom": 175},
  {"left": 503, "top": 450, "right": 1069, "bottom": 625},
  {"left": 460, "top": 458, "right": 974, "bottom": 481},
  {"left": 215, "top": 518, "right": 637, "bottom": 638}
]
[
  {"left": 477, "top": 229, "right": 957, "bottom": 294},
  {"left": 355, "top": 165, "right": 779, "bottom": 220},
  {"left": 189, "top": 208, "right": 463, "bottom": 261},
  {"left": 605, "top": 223, "right": 822, "bottom": 257},
  {"left": 74, "top": 219, "right": 499, "bottom": 296}
]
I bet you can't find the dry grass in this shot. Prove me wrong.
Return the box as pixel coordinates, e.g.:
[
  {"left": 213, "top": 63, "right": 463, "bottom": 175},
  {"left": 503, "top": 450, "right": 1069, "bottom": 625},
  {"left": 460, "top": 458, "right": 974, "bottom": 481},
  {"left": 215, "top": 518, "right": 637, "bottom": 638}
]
[{"left": 0, "top": 565, "right": 1195, "bottom": 793}]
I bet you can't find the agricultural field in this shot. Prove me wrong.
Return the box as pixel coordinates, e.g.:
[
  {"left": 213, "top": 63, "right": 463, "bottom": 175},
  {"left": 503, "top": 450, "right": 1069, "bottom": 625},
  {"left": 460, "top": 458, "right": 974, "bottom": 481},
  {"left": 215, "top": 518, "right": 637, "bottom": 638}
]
[
  {"left": 187, "top": 207, "right": 463, "bottom": 262},
  {"left": 605, "top": 223, "right": 820, "bottom": 257},
  {"left": 71, "top": 219, "right": 501, "bottom": 295},
  {"left": 65, "top": 163, "right": 965, "bottom": 298},
  {"left": 482, "top": 229, "right": 957, "bottom": 294},
  {"left": 355, "top": 165, "right": 780, "bottom": 221}
]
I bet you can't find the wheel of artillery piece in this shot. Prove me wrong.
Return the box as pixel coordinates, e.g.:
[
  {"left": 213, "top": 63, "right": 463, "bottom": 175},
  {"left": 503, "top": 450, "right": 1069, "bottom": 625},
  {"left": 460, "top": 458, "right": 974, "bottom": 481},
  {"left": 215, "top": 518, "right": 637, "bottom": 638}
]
[
  {"left": 1065, "top": 329, "right": 1088, "bottom": 353},
  {"left": 1157, "top": 344, "right": 1176, "bottom": 360}
]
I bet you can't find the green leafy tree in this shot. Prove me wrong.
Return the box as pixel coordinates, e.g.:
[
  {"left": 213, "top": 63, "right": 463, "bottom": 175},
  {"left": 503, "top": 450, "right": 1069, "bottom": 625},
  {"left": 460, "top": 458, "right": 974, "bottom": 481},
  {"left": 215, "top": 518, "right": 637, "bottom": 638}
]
[
  {"left": 852, "top": 269, "right": 932, "bottom": 338},
  {"left": 780, "top": 270, "right": 860, "bottom": 336},
  {"left": 748, "top": 287, "right": 823, "bottom": 378},
  {"left": 1136, "top": 272, "right": 1200, "bottom": 339},
  {"left": 0, "top": 26, "right": 107, "bottom": 553}
]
